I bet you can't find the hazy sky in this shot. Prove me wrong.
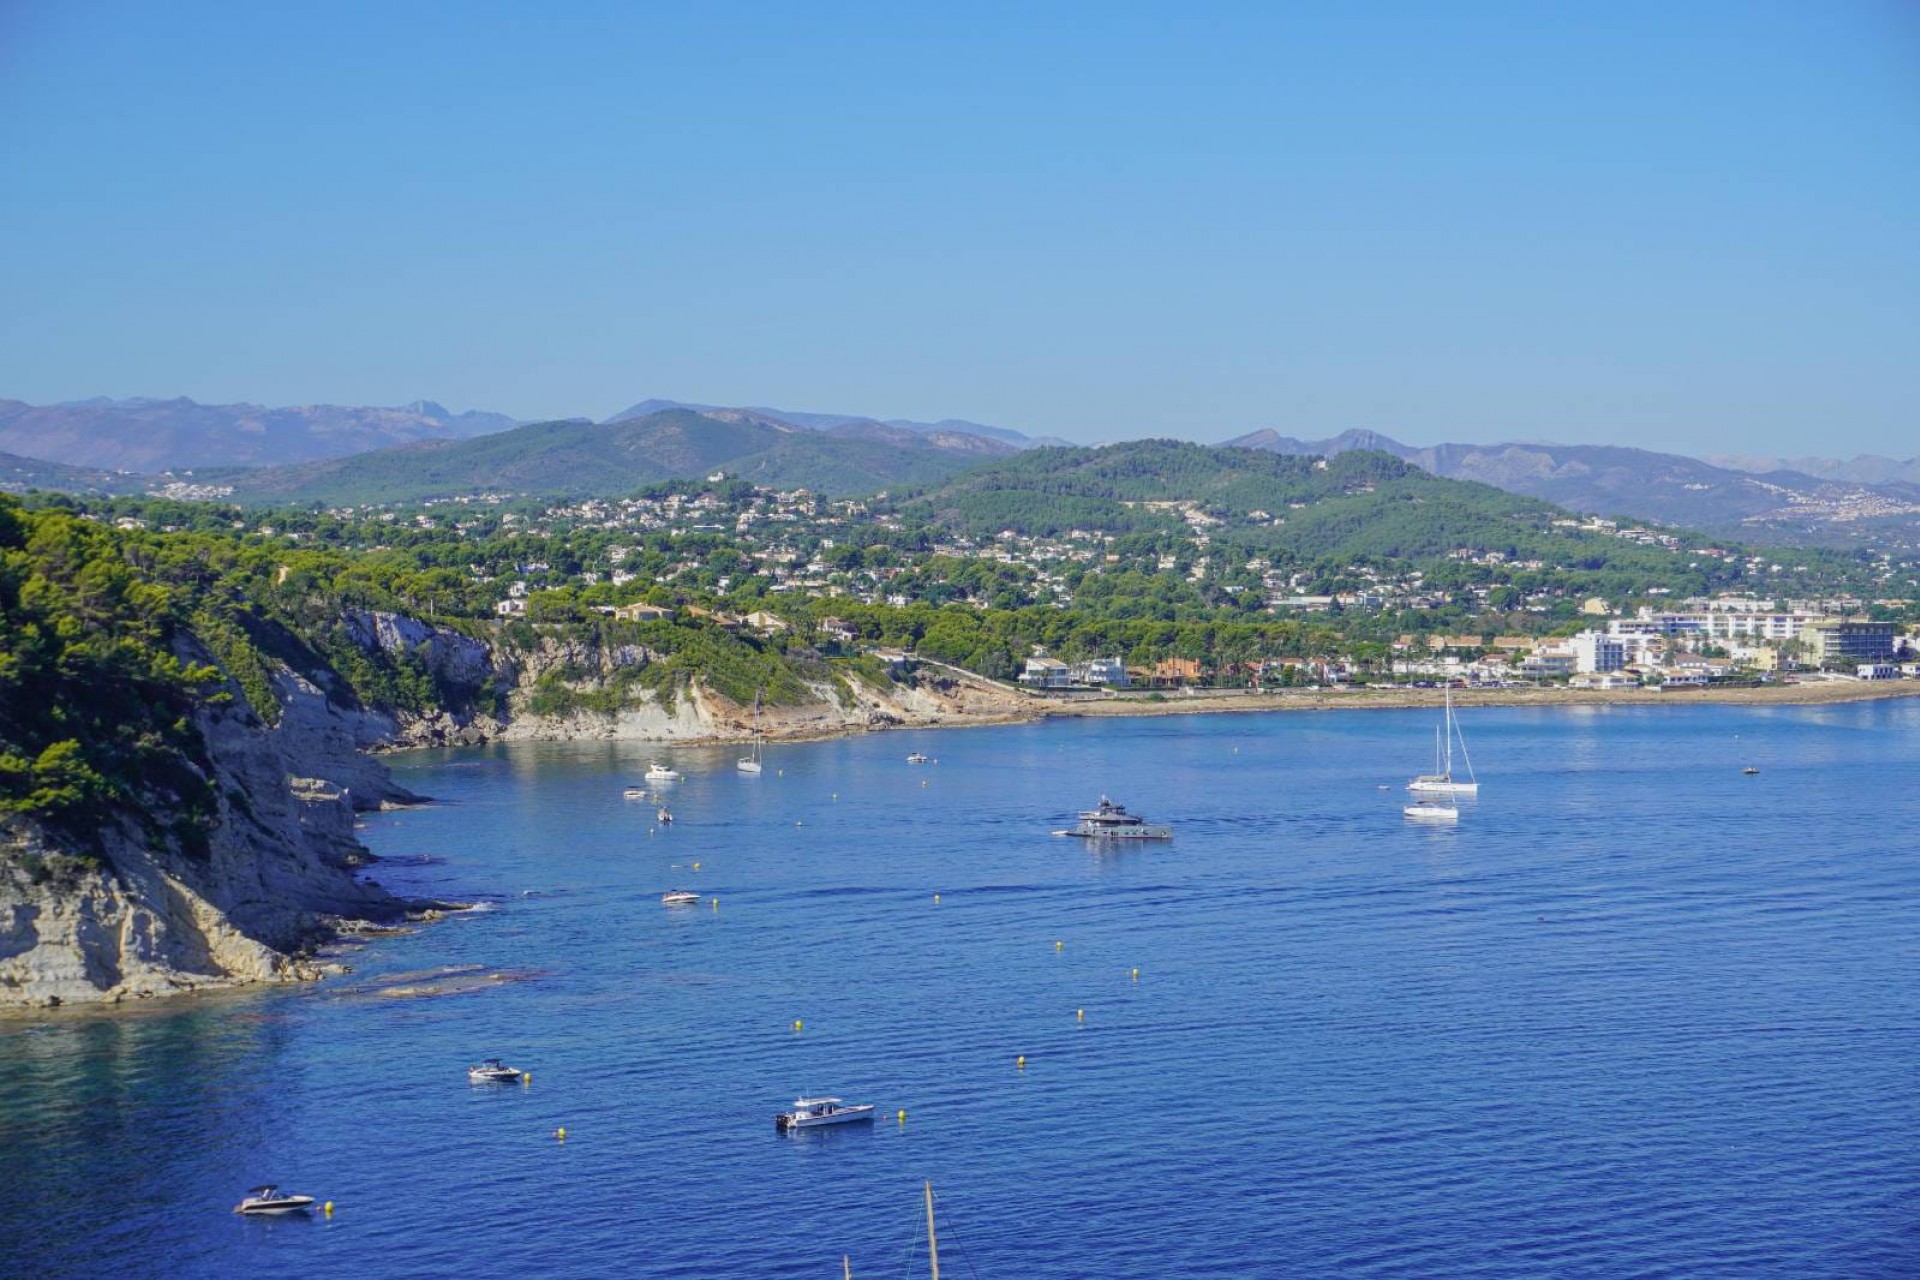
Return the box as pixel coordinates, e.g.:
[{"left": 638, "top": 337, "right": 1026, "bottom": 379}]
[{"left": 2, "top": 2, "right": 1915, "bottom": 455}]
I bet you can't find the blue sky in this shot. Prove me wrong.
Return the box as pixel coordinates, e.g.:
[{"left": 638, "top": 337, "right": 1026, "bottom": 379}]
[{"left": 2, "top": 1, "right": 1915, "bottom": 455}]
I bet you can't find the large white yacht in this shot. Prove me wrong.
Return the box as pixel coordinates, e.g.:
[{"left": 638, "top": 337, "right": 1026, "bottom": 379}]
[{"left": 1057, "top": 796, "right": 1172, "bottom": 840}]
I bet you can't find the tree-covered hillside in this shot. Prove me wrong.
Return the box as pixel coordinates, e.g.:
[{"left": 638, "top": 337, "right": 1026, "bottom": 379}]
[{"left": 221, "top": 409, "right": 1013, "bottom": 506}]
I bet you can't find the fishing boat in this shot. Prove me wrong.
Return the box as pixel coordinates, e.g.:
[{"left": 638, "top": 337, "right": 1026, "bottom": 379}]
[
  {"left": 645, "top": 762, "right": 682, "bottom": 783},
  {"left": 1403, "top": 796, "right": 1459, "bottom": 822},
  {"left": 1056, "top": 795, "right": 1171, "bottom": 840},
  {"left": 739, "top": 691, "right": 764, "bottom": 773},
  {"left": 1408, "top": 686, "right": 1479, "bottom": 794},
  {"left": 467, "top": 1057, "right": 525, "bottom": 1083},
  {"left": 774, "top": 1096, "right": 875, "bottom": 1131},
  {"left": 233, "top": 1185, "right": 315, "bottom": 1215},
  {"left": 661, "top": 890, "right": 700, "bottom": 905},
  {"left": 906, "top": 752, "right": 929, "bottom": 765}
]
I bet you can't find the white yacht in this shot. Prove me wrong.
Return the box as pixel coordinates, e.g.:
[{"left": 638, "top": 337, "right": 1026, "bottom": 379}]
[
  {"left": 1409, "top": 687, "right": 1479, "bottom": 795},
  {"left": 468, "top": 1057, "right": 525, "bottom": 1083},
  {"left": 234, "top": 1185, "right": 315, "bottom": 1215},
  {"left": 775, "top": 1096, "right": 876, "bottom": 1132},
  {"left": 1057, "top": 796, "right": 1172, "bottom": 840},
  {"left": 906, "top": 752, "right": 929, "bottom": 765},
  {"left": 661, "top": 890, "right": 700, "bottom": 905},
  {"left": 645, "top": 763, "right": 682, "bottom": 783}
]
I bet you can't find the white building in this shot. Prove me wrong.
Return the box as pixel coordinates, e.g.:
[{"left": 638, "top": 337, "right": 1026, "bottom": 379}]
[
  {"left": 1571, "top": 630, "right": 1626, "bottom": 674},
  {"left": 1020, "top": 657, "right": 1072, "bottom": 689},
  {"left": 1070, "top": 657, "right": 1130, "bottom": 687}
]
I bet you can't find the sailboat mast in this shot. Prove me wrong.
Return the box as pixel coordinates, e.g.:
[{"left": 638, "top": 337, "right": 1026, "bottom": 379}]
[
  {"left": 1442, "top": 687, "right": 1454, "bottom": 778},
  {"left": 925, "top": 1181, "right": 940, "bottom": 1280}
]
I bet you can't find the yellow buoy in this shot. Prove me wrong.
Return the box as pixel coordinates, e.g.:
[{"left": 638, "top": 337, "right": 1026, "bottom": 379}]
[
  {"left": 522, "top": 1072, "right": 531, "bottom": 1084},
  {"left": 1016, "top": 1055, "right": 1026, "bottom": 1069},
  {"left": 1055, "top": 940, "right": 1064, "bottom": 951},
  {"left": 897, "top": 1109, "right": 907, "bottom": 1124},
  {"left": 710, "top": 897, "right": 719, "bottom": 908},
  {"left": 692, "top": 861, "right": 701, "bottom": 870},
  {"left": 1131, "top": 967, "right": 1140, "bottom": 980},
  {"left": 1076, "top": 1008, "right": 1084, "bottom": 1021},
  {"left": 555, "top": 1126, "right": 567, "bottom": 1141},
  {"left": 323, "top": 1201, "right": 334, "bottom": 1217},
  {"left": 933, "top": 893, "right": 940, "bottom": 904},
  {"left": 793, "top": 1018, "right": 803, "bottom": 1032}
]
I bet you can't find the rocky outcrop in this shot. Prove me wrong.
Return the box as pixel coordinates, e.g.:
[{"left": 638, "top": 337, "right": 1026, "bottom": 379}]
[{"left": 0, "top": 658, "right": 424, "bottom": 1009}]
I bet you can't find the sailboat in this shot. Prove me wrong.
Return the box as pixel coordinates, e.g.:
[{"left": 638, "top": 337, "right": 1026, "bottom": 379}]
[
  {"left": 1408, "top": 686, "right": 1478, "bottom": 795},
  {"left": 738, "top": 690, "right": 764, "bottom": 774},
  {"left": 843, "top": 1181, "right": 950, "bottom": 1279}
]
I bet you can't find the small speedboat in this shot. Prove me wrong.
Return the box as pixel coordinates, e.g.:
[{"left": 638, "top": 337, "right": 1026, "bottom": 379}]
[
  {"left": 1403, "top": 799, "right": 1459, "bottom": 822},
  {"left": 468, "top": 1057, "right": 525, "bottom": 1083},
  {"left": 622, "top": 786, "right": 647, "bottom": 799},
  {"left": 906, "top": 753, "right": 929, "bottom": 765},
  {"left": 234, "top": 1185, "right": 315, "bottom": 1215},
  {"left": 661, "top": 890, "right": 700, "bottom": 905},
  {"left": 775, "top": 1096, "right": 875, "bottom": 1131},
  {"left": 657, "top": 806, "right": 673, "bottom": 825},
  {"left": 645, "top": 763, "right": 682, "bottom": 783},
  {"left": 1742, "top": 767, "right": 1760, "bottom": 776}
]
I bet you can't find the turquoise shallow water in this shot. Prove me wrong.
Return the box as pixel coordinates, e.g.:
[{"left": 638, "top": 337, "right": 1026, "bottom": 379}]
[{"left": 5, "top": 702, "right": 1920, "bottom": 1278}]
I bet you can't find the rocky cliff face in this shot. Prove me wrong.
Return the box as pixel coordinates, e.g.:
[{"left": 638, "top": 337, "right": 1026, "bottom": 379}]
[{"left": 0, "top": 663, "right": 423, "bottom": 1008}]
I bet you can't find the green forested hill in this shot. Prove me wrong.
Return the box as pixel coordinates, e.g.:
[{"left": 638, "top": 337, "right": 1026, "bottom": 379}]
[
  {"left": 903, "top": 440, "right": 1565, "bottom": 550},
  {"left": 223, "top": 409, "right": 1012, "bottom": 505}
]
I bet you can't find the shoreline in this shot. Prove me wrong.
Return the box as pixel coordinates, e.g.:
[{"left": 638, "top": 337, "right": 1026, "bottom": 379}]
[{"left": 381, "top": 678, "right": 1920, "bottom": 756}]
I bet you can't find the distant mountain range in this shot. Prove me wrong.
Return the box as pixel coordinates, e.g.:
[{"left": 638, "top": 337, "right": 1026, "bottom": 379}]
[
  {"left": 1222, "top": 428, "right": 1920, "bottom": 550},
  {"left": 0, "top": 397, "right": 522, "bottom": 472},
  {"left": 220, "top": 408, "right": 1019, "bottom": 505},
  {"left": 0, "top": 394, "right": 1049, "bottom": 475},
  {"left": 3, "top": 393, "right": 1917, "bottom": 550}
]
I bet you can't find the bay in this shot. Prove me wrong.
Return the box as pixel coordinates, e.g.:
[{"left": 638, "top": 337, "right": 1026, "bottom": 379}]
[{"left": 4, "top": 702, "right": 1918, "bottom": 1277}]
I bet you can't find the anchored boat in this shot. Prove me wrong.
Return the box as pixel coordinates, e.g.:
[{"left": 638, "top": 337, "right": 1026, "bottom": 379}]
[
  {"left": 661, "top": 890, "right": 700, "bottom": 905},
  {"left": 468, "top": 1057, "right": 525, "bottom": 1083},
  {"left": 233, "top": 1185, "right": 315, "bottom": 1215},
  {"left": 775, "top": 1096, "right": 875, "bottom": 1131},
  {"left": 1057, "top": 795, "right": 1171, "bottom": 840},
  {"left": 645, "top": 762, "right": 682, "bottom": 783},
  {"left": 1409, "top": 687, "right": 1479, "bottom": 795}
]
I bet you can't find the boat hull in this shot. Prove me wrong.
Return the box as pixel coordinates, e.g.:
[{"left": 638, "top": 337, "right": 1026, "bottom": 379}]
[
  {"left": 776, "top": 1106, "right": 875, "bottom": 1131},
  {"left": 235, "top": 1198, "right": 314, "bottom": 1215},
  {"left": 1403, "top": 804, "right": 1458, "bottom": 822},
  {"left": 1061, "top": 827, "right": 1172, "bottom": 840},
  {"left": 737, "top": 761, "right": 762, "bottom": 774}
]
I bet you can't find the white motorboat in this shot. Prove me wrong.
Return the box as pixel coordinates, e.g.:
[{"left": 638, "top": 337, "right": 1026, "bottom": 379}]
[
  {"left": 645, "top": 763, "right": 682, "bottom": 783},
  {"left": 661, "top": 890, "right": 700, "bottom": 905},
  {"left": 1056, "top": 795, "right": 1171, "bottom": 840},
  {"left": 1403, "top": 797, "right": 1459, "bottom": 822},
  {"left": 1408, "top": 687, "right": 1479, "bottom": 795},
  {"left": 906, "top": 752, "right": 929, "bottom": 765},
  {"left": 774, "top": 1096, "right": 876, "bottom": 1131},
  {"left": 234, "top": 1185, "right": 315, "bottom": 1215},
  {"left": 622, "top": 786, "right": 647, "bottom": 799},
  {"left": 468, "top": 1057, "right": 525, "bottom": 1083}
]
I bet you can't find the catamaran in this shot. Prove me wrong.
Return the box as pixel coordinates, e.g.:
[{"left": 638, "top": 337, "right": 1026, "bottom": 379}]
[{"left": 1409, "top": 686, "right": 1479, "bottom": 795}]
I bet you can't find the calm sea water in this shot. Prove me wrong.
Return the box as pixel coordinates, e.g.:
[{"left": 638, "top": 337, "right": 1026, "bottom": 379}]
[{"left": 5, "top": 702, "right": 1920, "bottom": 1278}]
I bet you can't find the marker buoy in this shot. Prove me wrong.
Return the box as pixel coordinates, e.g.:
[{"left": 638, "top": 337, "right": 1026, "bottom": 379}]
[
  {"left": 323, "top": 1201, "right": 334, "bottom": 1217},
  {"left": 897, "top": 1109, "right": 907, "bottom": 1124},
  {"left": 933, "top": 893, "right": 940, "bottom": 904},
  {"left": 1131, "top": 967, "right": 1140, "bottom": 980},
  {"left": 1076, "top": 1008, "right": 1084, "bottom": 1021},
  {"left": 554, "top": 1126, "right": 567, "bottom": 1141},
  {"left": 793, "top": 1019, "right": 803, "bottom": 1032},
  {"left": 521, "top": 1072, "right": 531, "bottom": 1084},
  {"left": 1055, "top": 940, "right": 1064, "bottom": 951},
  {"left": 1016, "top": 1055, "right": 1026, "bottom": 1069}
]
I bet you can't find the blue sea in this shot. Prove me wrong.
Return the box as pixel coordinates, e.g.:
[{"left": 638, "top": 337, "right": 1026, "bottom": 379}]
[{"left": 5, "top": 703, "right": 1919, "bottom": 1278}]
